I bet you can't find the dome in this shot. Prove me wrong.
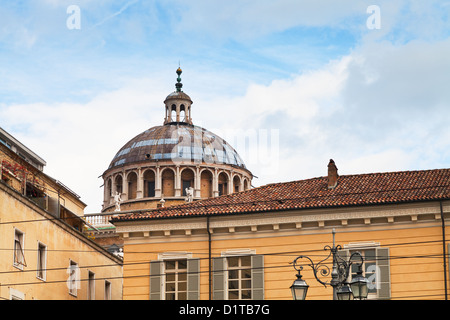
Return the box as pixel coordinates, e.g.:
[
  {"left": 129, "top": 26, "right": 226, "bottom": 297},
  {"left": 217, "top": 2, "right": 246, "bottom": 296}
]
[{"left": 109, "top": 123, "right": 247, "bottom": 170}]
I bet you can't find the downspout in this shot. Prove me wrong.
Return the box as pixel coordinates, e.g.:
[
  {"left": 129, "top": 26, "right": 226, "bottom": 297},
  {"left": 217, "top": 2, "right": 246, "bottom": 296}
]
[
  {"left": 207, "top": 215, "right": 212, "bottom": 300},
  {"left": 440, "top": 201, "right": 448, "bottom": 300}
]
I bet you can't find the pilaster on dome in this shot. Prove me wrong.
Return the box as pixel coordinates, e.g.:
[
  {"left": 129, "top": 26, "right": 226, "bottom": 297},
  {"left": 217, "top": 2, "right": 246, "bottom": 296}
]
[{"left": 163, "top": 67, "right": 193, "bottom": 125}]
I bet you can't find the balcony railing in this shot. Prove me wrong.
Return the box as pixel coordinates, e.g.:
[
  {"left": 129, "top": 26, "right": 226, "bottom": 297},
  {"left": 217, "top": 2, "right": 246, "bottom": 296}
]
[{"left": 84, "top": 213, "right": 116, "bottom": 229}]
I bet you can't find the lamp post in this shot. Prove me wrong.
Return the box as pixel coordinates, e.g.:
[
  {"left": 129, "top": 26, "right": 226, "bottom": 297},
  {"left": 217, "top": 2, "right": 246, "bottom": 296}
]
[{"left": 290, "top": 229, "right": 369, "bottom": 300}]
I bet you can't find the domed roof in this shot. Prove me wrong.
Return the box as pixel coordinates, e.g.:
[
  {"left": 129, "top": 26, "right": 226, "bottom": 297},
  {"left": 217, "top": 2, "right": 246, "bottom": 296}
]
[
  {"left": 164, "top": 91, "right": 192, "bottom": 103},
  {"left": 108, "top": 123, "right": 247, "bottom": 170}
]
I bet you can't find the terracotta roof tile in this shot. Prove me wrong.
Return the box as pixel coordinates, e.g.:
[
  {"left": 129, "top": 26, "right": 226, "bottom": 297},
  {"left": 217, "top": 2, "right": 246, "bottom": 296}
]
[{"left": 111, "top": 168, "right": 450, "bottom": 222}]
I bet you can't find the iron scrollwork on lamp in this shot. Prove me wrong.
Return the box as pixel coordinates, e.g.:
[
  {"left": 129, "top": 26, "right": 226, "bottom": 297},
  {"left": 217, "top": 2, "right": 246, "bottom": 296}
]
[{"left": 290, "top": 229, "right": 369, "bottom": 300}]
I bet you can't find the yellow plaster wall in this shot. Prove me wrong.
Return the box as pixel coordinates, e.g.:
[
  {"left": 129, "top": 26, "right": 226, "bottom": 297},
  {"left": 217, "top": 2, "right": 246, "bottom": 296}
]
[{"left": 119, "top": 214, "right": 449, "bottom": 300}]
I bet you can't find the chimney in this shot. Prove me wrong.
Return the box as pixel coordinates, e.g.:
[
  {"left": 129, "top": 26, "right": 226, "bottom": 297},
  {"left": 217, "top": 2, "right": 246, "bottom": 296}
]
[{"left": 328, "top": 159, "right": 338, "bottom": 189}]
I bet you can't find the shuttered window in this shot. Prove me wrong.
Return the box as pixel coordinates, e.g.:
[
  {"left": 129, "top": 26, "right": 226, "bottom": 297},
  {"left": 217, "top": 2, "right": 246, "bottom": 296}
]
[
  {"left": 149, "top": 258, "right": 200, "bottom": 300},
  {"left": 213, "top": 254, "right": 264, "bottom": 300},
  {"left": 339, "top": 247, "right": 390, "bottom": 300}
]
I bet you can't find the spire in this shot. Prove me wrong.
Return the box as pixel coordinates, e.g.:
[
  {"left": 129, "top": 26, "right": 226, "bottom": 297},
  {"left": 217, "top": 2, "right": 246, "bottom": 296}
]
[{"left": 175, "top": 67, "right": 183, "bottom": 92}]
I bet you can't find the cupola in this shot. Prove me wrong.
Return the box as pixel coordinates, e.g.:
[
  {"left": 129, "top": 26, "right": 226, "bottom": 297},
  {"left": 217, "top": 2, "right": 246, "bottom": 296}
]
[{"left": 163, "top": 68, "right": 193, "bottom": 125}]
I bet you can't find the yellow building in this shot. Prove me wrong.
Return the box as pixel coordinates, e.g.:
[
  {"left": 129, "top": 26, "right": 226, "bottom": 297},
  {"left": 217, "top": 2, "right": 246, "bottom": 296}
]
[
  {"left": 111, "top": 159, "right": 450, "bottom": 300},
  {"left": 0, "top": 127, "right": 123, "bottom": 300}
]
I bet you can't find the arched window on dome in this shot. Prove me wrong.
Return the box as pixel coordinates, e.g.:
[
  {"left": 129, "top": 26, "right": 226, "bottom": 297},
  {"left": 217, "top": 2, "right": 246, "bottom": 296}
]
[
  {"left": 170, "top": 104, "right": 177, "bottom": 123},
  {"left": 200, "top": 169, "right": 213, "bottom": 198},
  {"left": 127, "top": 172, "right": 138, "bottom": 200},
  {"left": 161, "top": 168, "right": 175, "bottom": 197},
  {"left": 114, "top": 175, "right": 123, "bottom": 195},
  {"left": 143, "top": 169, "right": 156, "bottom": 198},
  {"left": 233, "top": 175, "right": 242, "bottom": 193},
  {"left": 181, "top": 168, "right": 195, "bottom": 196},
  {"left": 243, "top": 178, "right": 249, "bottom": 191},
  {"left": 180, "top": 104, "right": 186, "bottom": 123},
  {"left": 218, "top": 172, "right": 229, "bottom": 196}
]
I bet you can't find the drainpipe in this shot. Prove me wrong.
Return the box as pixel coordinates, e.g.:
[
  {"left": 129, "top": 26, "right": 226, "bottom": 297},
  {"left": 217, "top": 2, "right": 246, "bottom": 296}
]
[
  {"left": 207, "top": 215, "right": 212, "bottom": 300},
  {"left": 440, "top": 201, "right": 448, "bottom": 300}
]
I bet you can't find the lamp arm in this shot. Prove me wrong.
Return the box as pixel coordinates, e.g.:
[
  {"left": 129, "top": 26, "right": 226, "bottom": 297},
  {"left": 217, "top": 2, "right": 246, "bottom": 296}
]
[{"left": 291, "top": 250, "right": 333, "bottom": 288}]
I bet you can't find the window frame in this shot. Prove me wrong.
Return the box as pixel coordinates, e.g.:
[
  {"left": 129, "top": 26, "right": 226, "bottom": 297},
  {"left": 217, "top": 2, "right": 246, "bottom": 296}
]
[
  {"left": 104, "top": 280, "right": 112, "bottom": 300},
  {"left": 68, "top": 260, "right": 79, "bottom": 297},
  {"left": 13, "top": 228, "right": 26, "bottom": 270},
  {"left": 226, "top": 255, "right": 252, "bottom": 300},
  {"left": 343, "top": 242, "right": 389, "bottom": 300},
  {"left": 87, "top": 270, "right": 95, "bottom": 300},
  {"left": 36, "top": 241, "right": 47, "bottom": 281},
  {"left": 163, "top": 259, "right": 188, "bottom": 300}
]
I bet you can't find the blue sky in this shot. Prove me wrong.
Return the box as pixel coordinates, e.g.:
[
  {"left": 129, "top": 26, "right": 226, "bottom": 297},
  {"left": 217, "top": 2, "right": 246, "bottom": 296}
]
[{"left": 1, "top": 1, "right": 449, "bottom": 212}]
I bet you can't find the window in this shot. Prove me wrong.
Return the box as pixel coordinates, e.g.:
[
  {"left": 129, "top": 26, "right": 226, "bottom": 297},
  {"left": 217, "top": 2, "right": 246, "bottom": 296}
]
[
  {"left": 212, "top": 253, "right": 264, "bottom": 300},
  {"left": 227, "top": 256, "right": 252, "bottom": 300},
  {"left": 88, "top": 271, "right": 95, "bottom": 300},
  {"left": 164, "top": 259, "right": 187, "bottom": 300},
  {"left": 105, "top": 280, "right": 112, "bottom": 300},
  {"left": 149, "top": 256, "right": 200, "bottom": 300},
  {"left": 36, "top": 242, "right": 47, "bottom": 280},
  {"left": 68, "top": 260, "right": 79, "bottom": 297},
  {"left": 350, "top": 249, "right": 377, "bottom": 296},
  {"left": 182, "top": 180, "right": 192, "bottom": 196},
  {"left": 13, "top": 229, "right": 26, "bottom": 269},
  {"left": 218, "top": 183, "right": 227, "bottom": 196},
  {"left": 341, "top": 245, "right": 391, "bottom": 300},
  {"left": 147, "top": 181, "right": 155, "bottom": 197}
]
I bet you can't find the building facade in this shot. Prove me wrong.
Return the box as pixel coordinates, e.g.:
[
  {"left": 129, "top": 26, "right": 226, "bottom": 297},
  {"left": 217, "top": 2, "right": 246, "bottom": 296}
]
[
  {"left": 0, "top": 127, "right": 123, "bottom": 300},
  {"left": 111, "top": 160, "right": 450, "bottom": 300}
]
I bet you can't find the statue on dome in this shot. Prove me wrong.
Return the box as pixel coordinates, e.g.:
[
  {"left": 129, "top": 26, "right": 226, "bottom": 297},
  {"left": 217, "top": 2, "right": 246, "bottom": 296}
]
[
  {"left": 185, "top": 187, "right": 194, "bottom": 203},
  {"left": 113, "top": 191, "right": 122, "bottom": 211}
]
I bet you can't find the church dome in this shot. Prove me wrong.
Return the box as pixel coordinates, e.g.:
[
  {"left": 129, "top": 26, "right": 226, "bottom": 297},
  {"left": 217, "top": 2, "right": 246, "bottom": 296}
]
[
  {"left": 101, "top": 68, "right": 252, "bottom": 212},
  {"left": 108, "top": 123, "right": 247, "bottom": 170}
]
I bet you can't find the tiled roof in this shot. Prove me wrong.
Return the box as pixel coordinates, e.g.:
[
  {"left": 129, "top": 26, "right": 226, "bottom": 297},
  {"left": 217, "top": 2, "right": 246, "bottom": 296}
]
[{"left": 111, "top": 168, "right": 450, "bottom": 222}]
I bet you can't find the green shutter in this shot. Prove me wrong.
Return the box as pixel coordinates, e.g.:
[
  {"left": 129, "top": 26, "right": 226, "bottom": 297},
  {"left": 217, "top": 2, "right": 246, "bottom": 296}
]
[
  {"left": 212, "top": 257, "right": 226, "bottom": 300},
  {"left": 187, "top": 258, "right": 200, "bottom": 300},
  {"left": 251, "top": 255, "right": 264, "bottom": 300},
  {"left": 149, "top": 261, "right": 162, "bottom": 300},
  {"left": 376, "top": 247, "right": 390, "bottom": 300}
]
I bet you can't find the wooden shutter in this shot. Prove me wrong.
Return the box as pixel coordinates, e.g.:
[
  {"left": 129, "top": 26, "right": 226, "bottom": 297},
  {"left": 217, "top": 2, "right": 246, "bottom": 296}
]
[
  {"left": 187, "top": 258, "right": 200, "bottom": 300},
  {"left": 251, "top": 255, "right": 264, "bottom": 300},
  {"left": 376, "top": 247, "right": 390, "bottom": 300},
  {"left": 212, "top": 257, "right": 226, "bottom": 300},
  {"left": 149, "top": 261, "right": 163, "bottom": 300}
]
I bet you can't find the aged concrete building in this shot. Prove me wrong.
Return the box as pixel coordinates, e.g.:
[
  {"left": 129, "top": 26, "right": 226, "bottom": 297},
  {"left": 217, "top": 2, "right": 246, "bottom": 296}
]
[
  {"left": 0, "top": 127, "right": 123, "bottom": 300},
  {"left": 101, "top": 68, "right": 253, "bottom": 213}
]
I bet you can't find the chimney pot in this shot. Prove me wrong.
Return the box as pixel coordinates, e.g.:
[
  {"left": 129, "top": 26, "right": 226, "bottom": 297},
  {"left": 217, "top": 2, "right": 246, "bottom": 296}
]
[{"left": 328, "top": 159, "right": 338, "bottom": 189}]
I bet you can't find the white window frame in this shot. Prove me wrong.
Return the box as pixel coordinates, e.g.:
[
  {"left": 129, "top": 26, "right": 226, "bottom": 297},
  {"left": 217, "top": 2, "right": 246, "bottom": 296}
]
[
  {"left": 13, "top": 228, "right": 26, "bottom": 270},
  {"left": 36, "top": 241, "right": 47, "bottom": 281},
  {"left": 221, "top": 249, "right": 256, "bottom": 300},
  {"left": 104, "top": 280, "right": 112, "bottom": 300},
  {"left": 68, "top": 260, "right": 79, "bottom": 297},
  {"left": 158, "top": 252, "right": 192, "bottom": 300},
  {"left": 87, "top": 270, "right": 95, "bottom": 300},
  {"left": 9, "top": 288, "right": 25, "bottom": 300}
]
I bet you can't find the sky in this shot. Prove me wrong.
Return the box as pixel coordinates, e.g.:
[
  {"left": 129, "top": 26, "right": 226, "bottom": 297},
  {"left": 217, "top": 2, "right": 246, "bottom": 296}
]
[{"left": 1, "top": 1, "right": 449, "bottom": 213}]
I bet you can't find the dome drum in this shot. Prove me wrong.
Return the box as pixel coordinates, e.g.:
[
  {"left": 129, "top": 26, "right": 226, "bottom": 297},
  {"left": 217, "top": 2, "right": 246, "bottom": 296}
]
[{"left": 102, "top": 162, "right": 251, "bottom": 212}]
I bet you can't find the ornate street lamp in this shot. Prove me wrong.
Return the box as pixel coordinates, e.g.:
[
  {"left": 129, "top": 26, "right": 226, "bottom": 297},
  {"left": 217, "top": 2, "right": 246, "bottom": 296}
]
[
  {"left": 290, "top": 229, "right": 369, "bottom": 300},
  {"left": 290, "top": 271, "right": 309, "bottom": 300},
  {"left": 350, "top": 264, "right": 370, "bottom": 300}
]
